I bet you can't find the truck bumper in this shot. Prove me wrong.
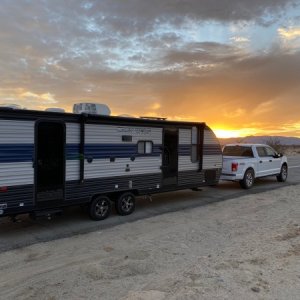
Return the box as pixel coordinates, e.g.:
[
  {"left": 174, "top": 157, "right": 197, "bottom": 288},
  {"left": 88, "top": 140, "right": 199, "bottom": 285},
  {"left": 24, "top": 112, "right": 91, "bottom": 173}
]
[{"left": 220, "top": 173, "right": 244, "bottom": 181}]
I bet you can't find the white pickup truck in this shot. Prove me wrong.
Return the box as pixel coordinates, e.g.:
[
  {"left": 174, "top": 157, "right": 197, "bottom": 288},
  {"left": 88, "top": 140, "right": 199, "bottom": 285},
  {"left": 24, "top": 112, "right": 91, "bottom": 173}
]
[{"left": 220, "top": 144, "right": 288, "bottom": 189}]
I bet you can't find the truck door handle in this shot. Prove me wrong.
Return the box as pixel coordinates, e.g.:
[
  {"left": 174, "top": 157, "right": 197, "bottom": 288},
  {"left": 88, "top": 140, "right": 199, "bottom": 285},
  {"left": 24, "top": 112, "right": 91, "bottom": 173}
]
[
  {"left": 269, "top": 160, "right": 273, "bottom": 162},
  {"left": 260, "top": 161, "right": 263, "bottom": 163}
]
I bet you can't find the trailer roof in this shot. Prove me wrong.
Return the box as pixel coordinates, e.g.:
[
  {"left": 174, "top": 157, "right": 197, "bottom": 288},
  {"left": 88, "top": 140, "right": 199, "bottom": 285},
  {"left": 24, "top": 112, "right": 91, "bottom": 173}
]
[{"left": 0, "top": 107, "right": 206, "bottom": 127}]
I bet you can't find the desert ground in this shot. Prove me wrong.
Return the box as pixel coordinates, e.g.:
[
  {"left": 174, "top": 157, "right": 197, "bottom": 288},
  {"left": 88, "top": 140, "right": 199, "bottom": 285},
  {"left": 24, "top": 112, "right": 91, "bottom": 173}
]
[{"left": 0, "top": 182, "right": 299, "bottom": 299}]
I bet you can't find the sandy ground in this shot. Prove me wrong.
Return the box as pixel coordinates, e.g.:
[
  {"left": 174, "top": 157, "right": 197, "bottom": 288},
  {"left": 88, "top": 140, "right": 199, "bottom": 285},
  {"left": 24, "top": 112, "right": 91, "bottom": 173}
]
[{"left": 0, "top": 185, "right": 299, "bottom": 300}]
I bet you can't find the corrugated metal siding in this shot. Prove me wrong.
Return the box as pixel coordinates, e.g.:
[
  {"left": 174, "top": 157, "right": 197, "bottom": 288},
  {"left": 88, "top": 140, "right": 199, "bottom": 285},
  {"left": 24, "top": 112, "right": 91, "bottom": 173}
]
[
  {"left": 178, "top": 128, "right": 199, "bottom": 171},
  {"left": 0, "top": 162, "right": 34, "bottom": 186},
  {"left": 179, "top": 129, "right": 192, "bottom": 144},
  {"left": 203, "top": 128, "right": 222, "bottom": 169},
  {"left": 85, "top": 124, "right": 162, "bottom": 144},
  {"left": 84, "top": 157, "right": 162, "bottom": 179},
  {"left": 65, "top": 173, "right": 162, "bottom": 201},
  {"left": 66, "top": 160, "right": 80, "bottom": 181},
  {"left": 203, "top": 155, "right": 223, "bottom": 169},
  {"left": 66, "top": 123, "right": 80, "bottom": 144},
  {"left": 0, "top": 184, "right": 34, "bottom": 210},
  {"left": 0, "top": 120, "right": 34, "bottom": 144},
  {"left": 0, "top": 120, "right": 34, "bottom": 188},
  {"left": 203, "top": 128, "right": 219, "bottom": 145},
  {"left": 81, "top": 124, "right": 163, "bottom": 180},
  {"left": 178, "top": 170, "right": 205, "bottom": 186},
  {"left": 178, "top": 169, "right": 221, "bottom": 187},
  {"left": 178, "top": 156, "right": 198, "bottom": 171},
  {"left": 65, "top": 123, "right": 80, "bottom": 180}
]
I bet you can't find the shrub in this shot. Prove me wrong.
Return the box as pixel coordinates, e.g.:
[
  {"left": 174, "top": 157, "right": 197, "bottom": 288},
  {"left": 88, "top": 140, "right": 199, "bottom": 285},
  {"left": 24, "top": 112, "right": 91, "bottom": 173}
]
[{"left": 265, "top": 137, "right": 284, "bottom": 154}]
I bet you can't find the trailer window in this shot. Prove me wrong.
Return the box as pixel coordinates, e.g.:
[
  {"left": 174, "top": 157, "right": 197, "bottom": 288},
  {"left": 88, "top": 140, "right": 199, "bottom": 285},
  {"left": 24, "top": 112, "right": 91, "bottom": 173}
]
[
  {"left": 191, "top": 127, "right": 198, "bottom": 163},
  {"left": 137, "top": 141, "right": 153, "bottom": 154},
  {"left": 122, "top": 135, "right": 132, "bottom": 142}
]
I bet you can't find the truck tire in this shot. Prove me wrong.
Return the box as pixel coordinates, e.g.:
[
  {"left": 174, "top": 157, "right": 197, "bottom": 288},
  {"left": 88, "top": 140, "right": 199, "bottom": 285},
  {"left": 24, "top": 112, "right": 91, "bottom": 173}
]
[
  {"left": 89, "top": 196, "right": 111, "bottom": 221},
  {"left": 277, "top": 164, "right": 288, "bottom": 182},
  {"left": 239, "top": 169, "right": 255, "bottom": 189},
  {"left": 115, "top": 192, "right": 136, "bottom": 216}
]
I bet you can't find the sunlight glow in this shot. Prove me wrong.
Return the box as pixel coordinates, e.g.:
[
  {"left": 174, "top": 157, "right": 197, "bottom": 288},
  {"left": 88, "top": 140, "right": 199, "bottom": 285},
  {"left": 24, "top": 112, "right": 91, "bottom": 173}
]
[{"left": 213, "top": 128, "right": 258, "bottom": 138}]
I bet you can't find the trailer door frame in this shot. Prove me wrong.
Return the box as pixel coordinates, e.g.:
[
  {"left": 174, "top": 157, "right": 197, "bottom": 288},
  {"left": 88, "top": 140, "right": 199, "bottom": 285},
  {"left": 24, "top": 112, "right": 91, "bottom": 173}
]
[
  {"left": 162, "top": 127, "right": 179, "bottom": 186},
  {"left": 34, "top": 120, "right": 66, "bottom": 208}
]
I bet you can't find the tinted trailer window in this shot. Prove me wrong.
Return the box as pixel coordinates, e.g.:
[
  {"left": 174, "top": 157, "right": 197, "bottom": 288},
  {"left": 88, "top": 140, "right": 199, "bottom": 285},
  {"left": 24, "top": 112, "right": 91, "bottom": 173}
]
[{"left": 223, "top": 146, "right": 254, "bottom": 157}]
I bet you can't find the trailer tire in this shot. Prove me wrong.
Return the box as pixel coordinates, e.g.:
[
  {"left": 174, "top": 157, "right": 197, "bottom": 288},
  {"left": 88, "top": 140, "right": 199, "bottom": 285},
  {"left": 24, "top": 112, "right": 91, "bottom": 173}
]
[
  {"left": 89, "top": 196, "right": 111, "bottom": 221},
  {"left": 239, "top": 168, "right": 255, "bottom": 189},
  {"left": 277, "top": 164, "right": 288, "bottom": 182},
  {"left": 115, "top": 192, "right": 136, "bottom": 216}
]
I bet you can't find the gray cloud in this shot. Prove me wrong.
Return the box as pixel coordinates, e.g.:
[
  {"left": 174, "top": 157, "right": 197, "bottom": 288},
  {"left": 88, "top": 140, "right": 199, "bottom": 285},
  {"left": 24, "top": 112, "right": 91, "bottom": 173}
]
[{"left": 0, "top": 0, "right": 300, "bottom": 135}]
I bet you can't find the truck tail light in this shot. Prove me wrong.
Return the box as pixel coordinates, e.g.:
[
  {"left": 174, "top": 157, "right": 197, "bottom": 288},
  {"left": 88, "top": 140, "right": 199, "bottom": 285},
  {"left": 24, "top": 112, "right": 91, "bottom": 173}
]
[{"left": 232, "top": 163, "right": 239, "bottom": 172}]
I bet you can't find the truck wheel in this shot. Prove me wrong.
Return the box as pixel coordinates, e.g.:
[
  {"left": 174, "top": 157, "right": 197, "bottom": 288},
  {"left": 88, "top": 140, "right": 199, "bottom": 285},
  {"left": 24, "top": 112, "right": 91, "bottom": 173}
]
[
  {"left": 277, "top": 164, "right": 288, "bottom": 182},
  {"left": 239, "top": 169, "right": 255, "bottom": 189},
  {"left": 89, "top": 196, "right": 111, "bottom": 221},
  {"left": 115, "top": 192, "right": 136, "bottom": 216}
]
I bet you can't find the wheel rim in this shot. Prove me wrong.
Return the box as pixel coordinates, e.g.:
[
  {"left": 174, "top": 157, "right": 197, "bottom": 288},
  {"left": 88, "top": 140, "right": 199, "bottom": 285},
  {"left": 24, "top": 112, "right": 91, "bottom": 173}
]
[
  {"left": 95, "top": 199, "right": 109, "bottom": 217},
  {"left": 121, "top": 195, "right": 134, "bottom": 212},
  {"left": 281, "top": 166, "right": 288, "bottom": 179},
  {"left": 246, "top": 172, "right": 253, "bottom": 186}
]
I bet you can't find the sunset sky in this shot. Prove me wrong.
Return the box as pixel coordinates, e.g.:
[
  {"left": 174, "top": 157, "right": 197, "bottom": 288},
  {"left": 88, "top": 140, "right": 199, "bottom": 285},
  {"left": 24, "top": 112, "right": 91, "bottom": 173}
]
[{"left": 1, "top": 0, "right": 300, "bottom": 138}]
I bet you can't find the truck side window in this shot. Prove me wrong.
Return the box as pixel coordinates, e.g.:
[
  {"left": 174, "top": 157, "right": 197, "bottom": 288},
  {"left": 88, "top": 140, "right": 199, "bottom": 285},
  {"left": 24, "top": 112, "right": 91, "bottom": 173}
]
[
  {"left": 137, "top": 141, "right": 153, "bottom": 154},
  {"left": 191, "top": 127, "right": 198, "bottom": 163},
  {"left": 265, "top": 147, "right": 276, "bottom": 157},
  {"left": 257, "top": 147, "right": 267, "bottom": 157}
]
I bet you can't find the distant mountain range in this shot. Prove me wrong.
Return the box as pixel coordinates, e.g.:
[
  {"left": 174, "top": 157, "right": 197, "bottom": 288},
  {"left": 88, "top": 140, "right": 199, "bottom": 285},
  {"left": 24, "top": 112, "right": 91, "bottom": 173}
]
[{"left": 218, "top": 136, "right": 300, "bottom": 146}]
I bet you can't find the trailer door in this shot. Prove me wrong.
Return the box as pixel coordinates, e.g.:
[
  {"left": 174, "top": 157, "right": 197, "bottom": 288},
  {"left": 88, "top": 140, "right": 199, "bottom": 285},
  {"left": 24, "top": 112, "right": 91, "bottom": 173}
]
[
  {"left": 35, "top": 121, "right": 65, "bottom": 207},
  {"left": 162, "top": 128, "right": 179, "bottom": 186}
]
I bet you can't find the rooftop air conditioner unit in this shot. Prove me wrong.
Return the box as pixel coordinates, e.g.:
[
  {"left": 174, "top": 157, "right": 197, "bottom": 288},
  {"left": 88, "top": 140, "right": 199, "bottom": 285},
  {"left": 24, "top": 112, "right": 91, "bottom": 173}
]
[{"left": 73, "top": 103, "right": 111, "bottom": 116}]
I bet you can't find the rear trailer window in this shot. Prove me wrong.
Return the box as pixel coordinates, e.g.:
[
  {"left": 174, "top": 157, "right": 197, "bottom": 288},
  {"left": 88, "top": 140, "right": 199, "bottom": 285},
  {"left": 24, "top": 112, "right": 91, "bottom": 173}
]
[{"left": 223, "top": 146, "right": 254, "bottom": 157}]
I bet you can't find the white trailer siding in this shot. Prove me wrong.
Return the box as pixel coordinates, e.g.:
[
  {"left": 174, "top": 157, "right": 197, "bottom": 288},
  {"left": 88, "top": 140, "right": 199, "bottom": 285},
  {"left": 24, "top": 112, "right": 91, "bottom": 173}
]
[
  {"left": 0, "top": 120, "right": 34, "bottom": 187},
  {"left": 203, "top": 129, "right": 223, "bottom": 169},
  {"left": 83, "top": 124, "right": 162, "bottom": 179},
  {"left": 85, "top": 124, "right": 162, "bottom": 144},
  {"left": 178, "top": 129, "right": 198, "bottom": 171},
  {"left": 84, "top": 157, "right": 161, "bottom": 179},
  {"left": 66, "top": 122, "right": 80, "bottom": 181}
]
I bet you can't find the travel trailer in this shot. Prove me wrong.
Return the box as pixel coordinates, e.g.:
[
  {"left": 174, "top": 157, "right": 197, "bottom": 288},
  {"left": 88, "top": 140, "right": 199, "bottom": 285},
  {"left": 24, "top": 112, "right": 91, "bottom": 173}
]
[{"left": 0, "top": 107, "right": 222, "bottom": 220}]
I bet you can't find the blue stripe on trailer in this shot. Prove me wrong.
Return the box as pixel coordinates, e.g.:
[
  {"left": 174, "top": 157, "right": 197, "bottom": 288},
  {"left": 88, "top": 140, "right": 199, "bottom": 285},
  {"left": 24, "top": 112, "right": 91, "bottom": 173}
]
[
  {"left": 0, "top": 144, "right": 34, "bottom": 163},
  {"left": 83, "top": 144, "right": 161, "bottom": 159},
  {"left": 0, "top": 143, "right": 221, "bottom": 163},
  {"left": 203, "top": 144, "right": 223, "bottom": 155},
  {"left": 178, "top": 144, "right": 222, "bottom": 156},
  {"left": 178, "top": 145, "right": 191, "bottom": 156}
]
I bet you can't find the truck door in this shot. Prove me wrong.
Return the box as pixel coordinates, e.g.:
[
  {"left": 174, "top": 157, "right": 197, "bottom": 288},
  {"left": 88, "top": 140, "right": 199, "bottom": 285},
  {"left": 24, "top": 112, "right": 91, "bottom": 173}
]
[
  {"left": 264, "top": 146, "right": 281, "bottom": 174},
  {"left": 35, "top": 121, "right": 65, "bottom": 208},
  {"left": 162, "top": 128, "right": 179, "bottom": 186},
  {"left": 257, "top": 146, "right": 281, "bottom": 176}
]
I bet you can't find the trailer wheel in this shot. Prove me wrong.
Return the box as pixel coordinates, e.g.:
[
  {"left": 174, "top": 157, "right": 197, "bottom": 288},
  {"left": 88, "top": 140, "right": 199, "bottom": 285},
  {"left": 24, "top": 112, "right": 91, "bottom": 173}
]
[
  {"left": 89, "top": 196, "right": 111, "bottom": 221},
  {"left": 115, "top": 192, "right": 136, "bottom": 216},
  {"left": 239, "top": 169, "right": 255, "bottom": 189}
]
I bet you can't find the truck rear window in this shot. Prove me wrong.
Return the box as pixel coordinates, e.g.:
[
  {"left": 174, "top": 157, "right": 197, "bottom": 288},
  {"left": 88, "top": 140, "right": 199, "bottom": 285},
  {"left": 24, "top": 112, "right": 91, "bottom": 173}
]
[{"left": 223, "top": 146, "right": 254, "bottom": 157}]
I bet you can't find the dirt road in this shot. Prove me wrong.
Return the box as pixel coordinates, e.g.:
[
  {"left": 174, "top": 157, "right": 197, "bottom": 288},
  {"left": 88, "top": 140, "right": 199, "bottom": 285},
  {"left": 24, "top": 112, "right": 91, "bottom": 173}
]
[{"left": 0, "top": 184, "right": 299, "bottom": 299}]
